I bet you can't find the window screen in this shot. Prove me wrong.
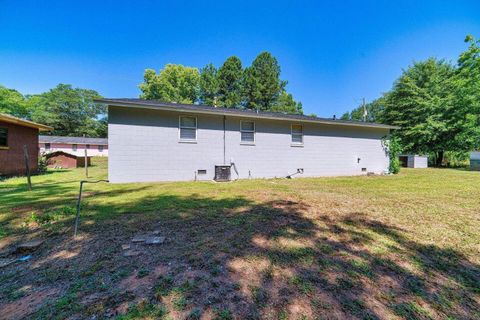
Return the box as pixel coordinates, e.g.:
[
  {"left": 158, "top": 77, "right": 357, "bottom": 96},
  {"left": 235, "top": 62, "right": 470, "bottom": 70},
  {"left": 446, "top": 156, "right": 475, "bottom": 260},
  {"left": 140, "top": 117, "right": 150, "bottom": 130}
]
[
  {"left": 241, "top": 121, "right": 255, "bottom": 143},
  {"left": 179, "top": 116, "right": 197, "bottom": 140},
  {"left": 0, "top": 128, "right": 7, "bottom": 147},
  {"left": 291, "top": 124, "right": 303, "bottom": 144}
]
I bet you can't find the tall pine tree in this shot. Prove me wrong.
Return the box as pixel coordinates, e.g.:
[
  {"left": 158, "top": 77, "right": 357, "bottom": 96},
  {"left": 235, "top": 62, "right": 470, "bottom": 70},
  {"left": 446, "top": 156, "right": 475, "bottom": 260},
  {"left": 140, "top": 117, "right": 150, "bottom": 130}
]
[
  {"left": 198, "top": 63, "right": 218, "bottom": 105},
  {"left": 243, "top": 52, "right": 286, "bottom": 111},
  {"left": 217, "top": 56, "right": 243, "bottom": 107}
]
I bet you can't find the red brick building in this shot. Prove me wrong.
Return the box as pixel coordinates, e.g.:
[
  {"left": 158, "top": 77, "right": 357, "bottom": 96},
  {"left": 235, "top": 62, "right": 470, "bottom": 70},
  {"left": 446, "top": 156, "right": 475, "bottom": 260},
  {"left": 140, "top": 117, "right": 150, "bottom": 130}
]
[{"left": 0, "top": 113, "right": 53, "bottom": 176}]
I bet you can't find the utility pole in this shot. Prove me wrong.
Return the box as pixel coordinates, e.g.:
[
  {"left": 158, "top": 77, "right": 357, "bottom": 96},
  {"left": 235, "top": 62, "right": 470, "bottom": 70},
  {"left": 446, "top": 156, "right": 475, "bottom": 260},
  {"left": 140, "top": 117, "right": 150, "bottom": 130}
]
[{"left": 362, "top": 98, "right": 367, "bottom": 122}]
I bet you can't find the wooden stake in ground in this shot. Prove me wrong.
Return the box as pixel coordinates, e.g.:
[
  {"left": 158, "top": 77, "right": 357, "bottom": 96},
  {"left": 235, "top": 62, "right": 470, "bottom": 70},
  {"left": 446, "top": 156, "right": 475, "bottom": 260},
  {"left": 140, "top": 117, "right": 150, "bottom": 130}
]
[
  {"left": 84, "top": 147, "right": 88, "bottom": 178},
  {"left": 23, "top": 145, "right": 32, "bottom": 191}
]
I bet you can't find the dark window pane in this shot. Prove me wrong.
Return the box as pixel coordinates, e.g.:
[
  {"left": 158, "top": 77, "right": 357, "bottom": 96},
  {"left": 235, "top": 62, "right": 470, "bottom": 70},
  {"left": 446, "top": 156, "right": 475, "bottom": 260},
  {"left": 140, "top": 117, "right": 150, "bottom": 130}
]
[
  {"left": 0, "top": 128, "right": 7, "bottom": 147},
  {"left": 180, "top": 128, "right": 196, "bottom": 140},
  {"left": 292, "top": 134, "right": 303, "bottom": 143},
  {"left": 180, "top": 116, "right": 196, "bottom": 128},
  {"left": 241, "top": 131, "right": 254, "bottom": 142},
  {"left": 241, "top": 121, "right": 254, "bottom": 131}
]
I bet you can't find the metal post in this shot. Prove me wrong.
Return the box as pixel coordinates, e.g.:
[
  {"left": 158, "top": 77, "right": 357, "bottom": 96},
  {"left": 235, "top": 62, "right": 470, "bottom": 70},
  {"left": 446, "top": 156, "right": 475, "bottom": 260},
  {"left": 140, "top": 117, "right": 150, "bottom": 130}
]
[
  {"left": 74, "top": 181, "right": 84, "bottom": 238},
  {"left": 23, "top": 145, "right": 32, "bottom": 191},
  {"left": 73, "top": 179, "right": 109, "bottom": 238},
  {"left": 84, "top": 148, "right": 88, "bottom": 178}
]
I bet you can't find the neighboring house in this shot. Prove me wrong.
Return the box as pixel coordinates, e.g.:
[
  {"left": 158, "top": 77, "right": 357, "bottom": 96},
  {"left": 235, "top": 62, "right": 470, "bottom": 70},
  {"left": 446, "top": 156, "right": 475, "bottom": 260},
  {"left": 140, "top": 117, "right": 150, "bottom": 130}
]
[
  {"left": 45, "top": 151, "right": 91, "bottom": 169},
  {"left": 471, "top": 151, "right": 480, "bottom": 171},
  {"left": 0, "top": 113, "right": 52, "bottom": 176},
  {"left": 98, "top": 99, "right": 398, "bottom": 183},
  {"left": 39, "top": 136, "right": 108, "bottom": 157},
  {"left": 399, "top": 155, "right": 428, "bottom": 168}
]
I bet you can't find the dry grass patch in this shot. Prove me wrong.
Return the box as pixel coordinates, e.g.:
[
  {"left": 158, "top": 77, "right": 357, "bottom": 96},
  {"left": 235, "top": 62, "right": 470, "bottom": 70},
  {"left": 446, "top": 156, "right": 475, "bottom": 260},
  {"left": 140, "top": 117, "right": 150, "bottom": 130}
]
[{"left": 0, "top": 159, "right": 479, "bottom": 319}]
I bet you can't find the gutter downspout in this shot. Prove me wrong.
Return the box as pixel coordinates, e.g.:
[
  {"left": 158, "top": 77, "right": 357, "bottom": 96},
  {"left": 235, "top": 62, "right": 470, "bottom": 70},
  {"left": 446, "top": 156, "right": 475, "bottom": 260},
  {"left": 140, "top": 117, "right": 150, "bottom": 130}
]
[{"left": 223, "top": 115, "right": 226, "bottom": 165}]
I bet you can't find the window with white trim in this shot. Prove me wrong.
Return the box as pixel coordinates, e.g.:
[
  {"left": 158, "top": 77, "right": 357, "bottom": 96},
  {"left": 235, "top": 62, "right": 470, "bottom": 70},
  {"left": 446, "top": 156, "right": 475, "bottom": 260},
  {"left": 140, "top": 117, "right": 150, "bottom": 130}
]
[
  {"left": 179, "top": 116, "right": 197, "bottom": 141},
  {"left": 291, "top": 124, "right": 303, "bottom": 144},
  {"left": 240, "top": 121, "right": 255, "bottom": 143}
]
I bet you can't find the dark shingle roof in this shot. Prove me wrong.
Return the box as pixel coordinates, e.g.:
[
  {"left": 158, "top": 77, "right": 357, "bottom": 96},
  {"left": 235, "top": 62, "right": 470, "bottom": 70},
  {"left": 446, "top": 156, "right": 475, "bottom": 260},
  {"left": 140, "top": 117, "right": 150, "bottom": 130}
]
[
  {"left": 95, "top": 98, "right": 399, "bottom": 130},
  {"left": 39, "top": 135, "right": 107, "bottom": 145}
]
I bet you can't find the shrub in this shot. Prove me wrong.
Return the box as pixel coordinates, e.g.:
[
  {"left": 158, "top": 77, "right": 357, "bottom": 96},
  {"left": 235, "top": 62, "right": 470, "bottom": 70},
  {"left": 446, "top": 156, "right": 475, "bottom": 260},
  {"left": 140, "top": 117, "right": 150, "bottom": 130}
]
[
  {"left": 382, "top": 136, "right": 402, "bottom": 174},
  {"left": 37, "top": 154, "right": 48, "bottom": 174}
]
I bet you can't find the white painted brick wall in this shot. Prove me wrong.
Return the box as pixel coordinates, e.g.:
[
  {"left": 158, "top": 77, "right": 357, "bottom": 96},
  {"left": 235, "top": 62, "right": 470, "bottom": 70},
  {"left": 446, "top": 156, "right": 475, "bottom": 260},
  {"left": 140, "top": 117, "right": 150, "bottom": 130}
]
[{"left": 109, "top": 106, "right": 390, "bottom": 183}]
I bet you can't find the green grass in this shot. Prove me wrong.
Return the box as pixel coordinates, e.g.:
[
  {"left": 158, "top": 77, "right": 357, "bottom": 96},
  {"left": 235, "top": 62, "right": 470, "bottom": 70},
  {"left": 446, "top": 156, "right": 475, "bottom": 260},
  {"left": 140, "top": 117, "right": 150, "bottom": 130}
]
[{"left": 0, "top": 158, "right": 479, "bottom": 319}]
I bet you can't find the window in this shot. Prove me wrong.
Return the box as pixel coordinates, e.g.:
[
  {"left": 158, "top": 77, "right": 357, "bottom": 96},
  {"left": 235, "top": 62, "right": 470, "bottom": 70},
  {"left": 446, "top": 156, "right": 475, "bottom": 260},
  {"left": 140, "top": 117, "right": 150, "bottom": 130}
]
[
  {"left": 240, "top": 121, "right": 255, "bottom": 143},
  {"left": 45, "top": 143, "right": 51, "bottom": 150},
  {"left": 291, "top": 124, "right": 303, "bottom": 144},
  {"left": 0, "top": 128, "right": 7, "bottom": 147},
  {"left": 98, "top": 145, "right": 104, "bottom": 152},
  {"left": 72, "top": 144, "right": 77, "bottom": 151},
  {"left": 179, "top": 116, "right": 197, "bottom": 141},
  {"left": 86, "top": 144, "right": 90, "bottom": 149}
]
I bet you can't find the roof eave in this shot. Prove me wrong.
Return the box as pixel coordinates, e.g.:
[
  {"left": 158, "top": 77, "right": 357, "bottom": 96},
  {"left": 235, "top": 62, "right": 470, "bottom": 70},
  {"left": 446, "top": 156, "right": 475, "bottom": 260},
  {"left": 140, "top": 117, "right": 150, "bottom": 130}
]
[
  {"left": 96, "top": 99, "right": 400, "bottom": 130},
  {"left": 0, "top": 113, "right": 53, "bottom": 131}
]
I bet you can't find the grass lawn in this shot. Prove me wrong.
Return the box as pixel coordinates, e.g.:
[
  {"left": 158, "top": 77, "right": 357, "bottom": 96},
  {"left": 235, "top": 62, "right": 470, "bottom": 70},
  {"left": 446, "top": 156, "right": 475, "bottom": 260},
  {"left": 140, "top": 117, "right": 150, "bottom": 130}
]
[{"left": 0, "top": 157, "right": 479, "bottom": 319}]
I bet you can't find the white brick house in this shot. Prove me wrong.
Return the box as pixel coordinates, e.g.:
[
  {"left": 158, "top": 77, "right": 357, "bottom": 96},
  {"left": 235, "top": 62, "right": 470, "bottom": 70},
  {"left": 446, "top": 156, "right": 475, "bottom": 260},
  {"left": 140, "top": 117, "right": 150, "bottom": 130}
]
[{"left": 97, "top": 99, "right": 398, "bottom": 183}]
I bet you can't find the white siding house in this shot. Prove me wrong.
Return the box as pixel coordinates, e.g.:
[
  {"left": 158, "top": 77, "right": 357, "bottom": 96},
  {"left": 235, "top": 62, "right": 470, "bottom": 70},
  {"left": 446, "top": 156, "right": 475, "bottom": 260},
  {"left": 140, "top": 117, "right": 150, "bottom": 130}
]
[
  {"left": 98, "top": 99, "right": 398, "bottom": 183},
  {"left": 39, "top": 136, "right": 108, "bottom": 157}
]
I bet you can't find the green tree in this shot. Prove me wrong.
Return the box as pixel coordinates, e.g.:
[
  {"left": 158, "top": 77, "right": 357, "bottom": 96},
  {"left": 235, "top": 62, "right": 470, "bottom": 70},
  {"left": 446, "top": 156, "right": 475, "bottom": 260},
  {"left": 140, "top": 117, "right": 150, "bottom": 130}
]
[
  {"left": 382, "top": 58, "right": 456, "bottom": 166},
  {"left": 449, "top": 35, "right": 480, "bottom": 153},
  {"left": 243, "top": 52, "right": 286, "bottom": 110},
  {"left": 198, "top": 63, "right": 219, "bottom": 105},
  {"left": 271, "top": 91, "right": 303, "bottom": 114},
  {"left": 28, "top": 84, "right": 106, "bottom": 137},
  {"left": 340, "top": 98, "right": 385, "bottom": 122},
  {"left": 0, "top": 85, "right": 29, "bottom": 118},
  {"left": 139, "top": 64, "right": 200, "bottom": 103},
  {"left": 217, "top": 56, "right": 243, "bottom": 107}
]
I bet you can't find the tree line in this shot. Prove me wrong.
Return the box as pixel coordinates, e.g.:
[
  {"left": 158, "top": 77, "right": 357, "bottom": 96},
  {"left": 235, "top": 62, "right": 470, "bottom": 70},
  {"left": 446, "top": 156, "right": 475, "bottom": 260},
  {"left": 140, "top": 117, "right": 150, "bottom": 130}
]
[
  {"left": 0, "top": 51, "right": 301, "bottom": 138},
  {"left": 341, "top": 35, "right": 480, "bottom": 166},
  {"left": 0, "top": 84, "right": 106, "bottom": 137},
  {"left": 139, "top": 52, "right": 303, "bottom": 114}
]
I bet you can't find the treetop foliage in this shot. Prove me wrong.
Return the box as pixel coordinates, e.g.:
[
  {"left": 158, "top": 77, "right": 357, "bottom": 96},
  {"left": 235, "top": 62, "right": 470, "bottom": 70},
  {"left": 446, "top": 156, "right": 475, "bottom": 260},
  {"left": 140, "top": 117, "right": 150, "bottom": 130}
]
[{"left": 139, "top": 52, "right": 302, "bottom": 114}]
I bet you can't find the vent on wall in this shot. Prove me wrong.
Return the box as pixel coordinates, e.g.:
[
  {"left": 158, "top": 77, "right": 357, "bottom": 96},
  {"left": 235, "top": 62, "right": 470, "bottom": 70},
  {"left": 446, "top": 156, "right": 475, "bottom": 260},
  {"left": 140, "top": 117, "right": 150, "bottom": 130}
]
[{"left": 197, "top": 169, "right": 207, "bottom": 175}]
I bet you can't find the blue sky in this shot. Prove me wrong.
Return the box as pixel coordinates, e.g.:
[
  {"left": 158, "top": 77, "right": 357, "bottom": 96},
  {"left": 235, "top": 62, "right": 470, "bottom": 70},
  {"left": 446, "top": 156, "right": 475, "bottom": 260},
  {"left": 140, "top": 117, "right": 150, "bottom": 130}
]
[{"left": 1, "top": 1, "right": 479, "bottom": 117}]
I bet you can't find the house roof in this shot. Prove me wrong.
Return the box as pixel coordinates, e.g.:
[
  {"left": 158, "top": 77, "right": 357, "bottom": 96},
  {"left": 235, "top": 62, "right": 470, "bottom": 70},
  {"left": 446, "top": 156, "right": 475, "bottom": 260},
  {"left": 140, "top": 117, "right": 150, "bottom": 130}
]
[
  {"left": 95, "top": 98, "right": 400, "bottom": 130},
  {"left": 45, "top": 150, "right": 80, "bottom": 158},
  {"left": 0, "top": 113, "right": 53, "bottom": 131},
  {"left": 39, "top": 135, "right": 108, "bottom": 145}
]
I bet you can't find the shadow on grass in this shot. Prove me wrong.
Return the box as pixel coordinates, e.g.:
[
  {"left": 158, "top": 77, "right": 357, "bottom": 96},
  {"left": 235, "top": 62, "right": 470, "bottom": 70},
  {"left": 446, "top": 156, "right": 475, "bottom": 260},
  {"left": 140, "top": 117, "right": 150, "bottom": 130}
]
[{"left": 0, "top": 193, "right": 479, "bottom": 319}]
